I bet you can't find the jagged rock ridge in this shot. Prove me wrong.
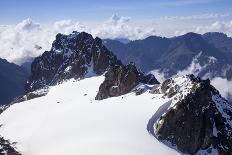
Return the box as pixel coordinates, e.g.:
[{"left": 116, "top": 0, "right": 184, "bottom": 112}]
[
  {"left": 26, "top": 31, "right": 121, "bottom": 93},
  {"left": 0, "top": 136, "right": 21, "bottom": 155},
  {"left": 24, "top": 31, "right": 158, "bottom": 101},
  {"left": 149, "top": 75, "right": 232, "bottom": 155},
  {"left": 95, "top": 62, "right": 159, "bottom": 100}
]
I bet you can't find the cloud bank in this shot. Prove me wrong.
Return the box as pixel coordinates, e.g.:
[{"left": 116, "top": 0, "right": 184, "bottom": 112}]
[
  {"left": 0, "top": 18, "right": 53, "bottom": 64},
  {"left": 0, "top": 15, "right": 157, "bottom": 64},
  {"left": 0, "top": 14, "right": 231, "bottom": 65},
  {"left": 173, "top": 20, "right": 232, "bottom": 36},
  {"left": 211, "top": 77, "right": 232, "bottom": 101},
  {"left": 159, "top": 13, "right": 229, "bottom": 21},
  {"left": 93, "top": 14, "right": 156, "bottom": 40}
]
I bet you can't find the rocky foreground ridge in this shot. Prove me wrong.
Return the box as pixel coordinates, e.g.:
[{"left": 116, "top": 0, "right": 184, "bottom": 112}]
[
  {"left": 149, "top": 74, "right": 232, "bottom": 155},
  {"left": 0, "top": 136, "right": 21, "bottom": 155}
]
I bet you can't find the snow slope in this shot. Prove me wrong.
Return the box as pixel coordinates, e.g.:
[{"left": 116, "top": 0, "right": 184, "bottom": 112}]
[{"left": 0, "top": 76, "right": 179, "bottom": 155}]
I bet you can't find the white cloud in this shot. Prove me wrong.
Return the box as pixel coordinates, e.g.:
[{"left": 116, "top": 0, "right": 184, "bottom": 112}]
[
  {"left": 0, "top": 15, "right": 157, "bottom": 65},
  {"left": 15, "top": 18, "right": 41, "bottom": 31},
  {"left": 0, "top": 18, "right": 53, "bottom": 64},
  {"left": 159, "top": 13, "right": 229, "bottom": 21},
  {"left": 171, "top": 20, "right": 232, "bottom": 37},
  {"left": 177, "top": 52, "right": 205, "bottom": 76},
  {"left": 91, "top": 14, "right": 156, "bottom": 40},
  {"left": 195, "top": 21, "right": 232, "bottom": 36},
  {"left": 211, "top": 77, "right": 232, "bottom": 101},
  {"left": 0, "top": 19, "right": 88, "bottom": 65},
  {"left": 53, "top": 19, "right": 87, "bottom": 34},
  {"left": 176, "top": 52, "right": 217, "bottom": 77},
  {"left": 0, "top": 14, "right": 231, "bottom": 65},
  {"left": 107, "top": 14, "right": 131, "bottom": 24},
  {"left": 149, "top": 70, "right": 166, "bottom": 83}
]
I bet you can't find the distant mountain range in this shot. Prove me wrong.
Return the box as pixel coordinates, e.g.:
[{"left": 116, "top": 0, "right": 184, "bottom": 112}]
[
  {"left": 0, "top": 58, "right": 29, "bottom": 105},
  {"left": 104, "top": 32, "right": 232, "bottom": 80}
]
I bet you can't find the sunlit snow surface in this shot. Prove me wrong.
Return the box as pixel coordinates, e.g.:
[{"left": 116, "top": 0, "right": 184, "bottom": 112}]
[{"left": 0, "top": 76, "right": 179, "bottom": 155}]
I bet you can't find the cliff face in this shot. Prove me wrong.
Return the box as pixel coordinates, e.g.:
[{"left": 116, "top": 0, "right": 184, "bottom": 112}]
[
  {"left": 95, "top": 62, "right": 159, "bottom": 100},
  {"left": 26, "top": 32, "right": 121, "bottom": 93},
  {"left": 150, "top": 75, "right": 232, "bottom": 155}
]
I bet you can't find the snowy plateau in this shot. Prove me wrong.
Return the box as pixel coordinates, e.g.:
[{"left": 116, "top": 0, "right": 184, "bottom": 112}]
[
  {"left": 0, "top": 74, "right": 228, "bottom": 155},
  {"left": 0, "top": 75, "right": 178, "bottom": 155}
]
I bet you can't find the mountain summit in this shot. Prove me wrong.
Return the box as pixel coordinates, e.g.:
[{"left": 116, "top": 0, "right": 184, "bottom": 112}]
[
  {"left": 23, "top": 32, "right": 158, "bottom": 101},
  {"left": 26, "top": 31, "right": 121, "bottom": 92}
]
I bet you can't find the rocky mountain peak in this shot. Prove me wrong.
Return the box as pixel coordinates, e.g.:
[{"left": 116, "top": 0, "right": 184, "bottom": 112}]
[
  {"left": 24, "top": 31, "right": 158, "bottom": 102},
  {"left": 149, "top": 74, "right": 232, "bottom": 155},
  {"left": 26, "top": 31, "right": 121, "bottom": 93}
]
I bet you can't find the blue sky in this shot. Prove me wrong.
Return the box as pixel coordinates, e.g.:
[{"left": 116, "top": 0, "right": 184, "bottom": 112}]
[{"left": 0, "top": 0, "right": 232, "bottom": 24}]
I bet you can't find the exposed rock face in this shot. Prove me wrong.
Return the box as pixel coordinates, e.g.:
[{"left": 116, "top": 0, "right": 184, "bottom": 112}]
[
  {"left": 26, "top": 31, "right": 121, "bottom": 93},
  {"left": 150, "top": 75, "right": 232, "bottom": 155},
  {"left": 95, "top": 63, "right": 139, "bottom": 100},
  {"left": 12, "top": 88, "right": 48, "bottom": 104},
  {"left": 0, "top": 136, "right": 21, "bottom": 155},
  {"left": 95, "top": 62, "right": 159, "bottom": 100},
  {"left": 140, "top": 73, "right": 159, "bottom": 85}
]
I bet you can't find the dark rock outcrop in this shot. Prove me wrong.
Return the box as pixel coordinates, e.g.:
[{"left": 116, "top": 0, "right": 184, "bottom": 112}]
[
  {"left": 26, "top": 31, "right": 121, "bottom": 93},
  {"left": 95, "top": 62, "right": 159, "bottom": 100},
  {"left": 151, "top": 75, "right": 232, "bottom": 155},
  {"left": 140, "top": 73, "right": 159, "bottom": 85},
  {"left": 95, "top": 63, "right": 139, "bottom": 100},
  {"left": 12, "top": 88, "right": 48, "bottom": 104},
  {"left": 0, "top": 136, "right": 21, "bottom": 155}
]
